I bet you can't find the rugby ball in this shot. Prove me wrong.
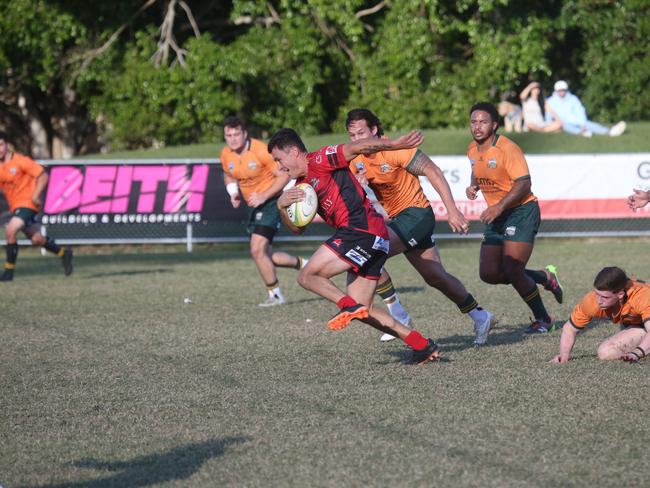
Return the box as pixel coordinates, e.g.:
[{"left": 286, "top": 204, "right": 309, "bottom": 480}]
[{"left": 287, "top": 183, "right": 318, "bottom": 227}]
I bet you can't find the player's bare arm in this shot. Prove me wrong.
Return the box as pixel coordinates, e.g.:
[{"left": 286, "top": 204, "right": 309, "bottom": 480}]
[
  {"left": 480, "top": 178, "right": 531, "bottom": 224},
  {"left": 342, "top": 130, "right": 423, "bottom": 162},
  {"left": 277, "top": 187, "right": 306, "bottom": 235},
  {"left": 249, "top": 170, "right": 291, "bottom": 207},
  {"left": 407, "top": 151, "right": 469, "bottom": 233},
  {"left": 550, "top": 321, "right": 580, "bottom": 364},
  {"left": 32, "top": 172, "right": 48, "bottom": 209},
  {"left": 621, "top": 319, "right": 650, "bottom": 362}
]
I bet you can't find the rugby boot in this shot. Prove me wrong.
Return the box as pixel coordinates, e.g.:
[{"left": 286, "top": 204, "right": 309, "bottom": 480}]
[
  {"left": 543, "top": 264, "right": 564, "bottom": 304},
  {"left": 327, "top": 303, "right": 369, "bottom": 330},
  {"left": 411, "top": 339, "right": 441, "bottom": 364}
]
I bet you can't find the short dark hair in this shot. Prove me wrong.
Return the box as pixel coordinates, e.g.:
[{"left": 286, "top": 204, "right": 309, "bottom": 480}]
[
  {"left": 470, "top": 102, "right": 499, "bottom": 124},
  {"left": 0, "top": 130, "right": 8, "bottom": 143},
  {"left": 345, "top": 108, "right": 384, "bottom": 137},
  {"left": 267, "top": 128, "right": 307, "bottom": 153},
  {"left": 222, "top": 116, "right": 246, "bottom": 131},
  {"left": 593, "top": 267, "right": 630, "bottom": 292}
]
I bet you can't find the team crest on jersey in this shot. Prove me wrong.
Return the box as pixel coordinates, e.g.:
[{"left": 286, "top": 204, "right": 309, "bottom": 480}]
[
  {"left": 371, "top": 236, "right": 389, "bottom": 254},
  {"left": 380, "top": 163, "right": 390, "bottom": 173},
  {"left": 355, "top": 162, "right": 365, "bottom": 172},
  {"left": 248, "top": 161, "right": 257, "bottom": 170},
  {"left": 408, "top": 238, "right": 418, "bottom": 247},
  {"left": 325, "top": 145, "right": 338, "bottom": 155},
  {"left": 469, "top": 159, "right": 476, "bottom": 167},
  {"left": 315, "top": 154, "right": 322, "bottom": 164},
  {"left": 10, "top": 167, "right": 17, "bottom": 174},
  {"left": 228, "top": 162, "right": 235, "bottom": 171},
  {"left": 310, "top": 178, "right": 319, "bottom": 189},
  {"left": 505, "top": 226, "right": 516, "bottom": 236},
  {"left": 487, "top": 159, "right": 497, "bottom": 169},
  {"left": 255, "top": 212, "right": 263, "bottom": 221}
]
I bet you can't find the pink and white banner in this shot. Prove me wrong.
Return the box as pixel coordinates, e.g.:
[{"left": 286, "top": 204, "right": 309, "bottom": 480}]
[{"left": 419, "top": 153, "right": 650, "bottom": 220}]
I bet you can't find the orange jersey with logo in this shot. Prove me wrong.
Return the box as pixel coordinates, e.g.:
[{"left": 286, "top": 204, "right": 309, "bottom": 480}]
[
  {"left": 466, "top": 134, "right": 536, "bottom": 208},
  {"left": 350, "top": 148, "right": 430, "bottom": 217},
  {"left": 220, "top": 138, "right": 279, "bottom": 206},
  {"left": 570, "top": 281, "right": 650, "bottom": 329},
  {"left": 0, "top": 153, "right": 44, "bottom": 212}
]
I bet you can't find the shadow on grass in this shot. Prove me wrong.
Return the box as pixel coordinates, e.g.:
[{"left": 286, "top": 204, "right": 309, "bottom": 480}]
[
  {"left": 25, "top": 437, "right": 250, "bottom": 488},
  {"left": 85, "top": 268, "right": 171, "bottom": 279}
]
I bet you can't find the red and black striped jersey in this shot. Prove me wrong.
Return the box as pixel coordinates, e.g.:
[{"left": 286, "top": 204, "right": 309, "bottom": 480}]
[{"left": 297, "top": 144, "right": 387, "bottom": 238}]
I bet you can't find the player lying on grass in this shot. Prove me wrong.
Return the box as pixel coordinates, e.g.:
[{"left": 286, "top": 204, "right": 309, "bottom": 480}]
[
  {"left": 346, "top": 108, "right": 496, "bottom": 345},
  {"left": 550, "top": 266, "right": 650, "bottom": 363},
  {"left": 269, "top": 128, "right": 440, "bottom": 365},
  {"left": 0, "top": 130, "right": 73, "bottom": 281}
]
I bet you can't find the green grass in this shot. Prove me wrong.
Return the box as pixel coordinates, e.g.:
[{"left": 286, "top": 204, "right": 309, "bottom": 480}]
[
  {"left": 87, "top": 122, "right": 650, "bottom": 160},
  {"left": 2, "top": 238, "right": 650, "bottom": 487}
]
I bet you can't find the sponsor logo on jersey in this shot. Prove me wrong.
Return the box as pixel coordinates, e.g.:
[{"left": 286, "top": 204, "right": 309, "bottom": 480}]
[
  {"left": 505, "top": 225, "right": 516, "bottom": 236},
  {"left": 331, "top": 238, "right": 342, "bottom": 248},
  {"left": 325, "top": 145, "right": 338, "bottom": 155},
  {"left": 345, "top": 248, "right": 368, "bottom": 266},
  {"left": 488, "top": 158, "right": 497, "bottom": 169},
  {"left": 310, "top": 178, "right": 319, "bottom": 189},
  {"left": 380, "top": 163, "right": 390, "bottom": 173},
  {"left": 371, "top": 236, "right": 390, "bottom": 254}
]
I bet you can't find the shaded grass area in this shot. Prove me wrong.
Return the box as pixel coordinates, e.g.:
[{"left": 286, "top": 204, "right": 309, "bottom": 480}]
[
  {"left": 2, "top": 238, "right": 650, "bottom": 487},
  {"left": 87, "top": 122, "right": 650, "bottom": 160}
]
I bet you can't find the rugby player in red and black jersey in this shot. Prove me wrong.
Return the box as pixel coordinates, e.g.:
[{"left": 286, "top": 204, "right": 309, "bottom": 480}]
[{"left": 268, "top": 128, "right": 440, "bottom": 364}]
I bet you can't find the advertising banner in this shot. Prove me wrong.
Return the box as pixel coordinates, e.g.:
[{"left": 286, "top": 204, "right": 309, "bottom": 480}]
[{"left": 420, "top": 153, "right": 650, "bottom": 220}]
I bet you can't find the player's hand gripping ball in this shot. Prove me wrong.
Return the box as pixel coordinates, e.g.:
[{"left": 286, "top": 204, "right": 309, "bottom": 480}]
[{"left": 287, "top": 183, "right": 318, "bottom": 227}]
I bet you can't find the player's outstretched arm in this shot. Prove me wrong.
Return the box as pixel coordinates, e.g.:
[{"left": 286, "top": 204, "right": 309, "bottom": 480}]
[
  {"left": 550, "top": 321, "right": 579, "bottom": 364},
  {"left": 341, "top": 130, "right": 423, "bottom": 162},
  {"left": 277, "top": 187, "right": 306, "bottom": 235},
  {"left": 407, "top": 151, "right": 468, "bottom": 233}
]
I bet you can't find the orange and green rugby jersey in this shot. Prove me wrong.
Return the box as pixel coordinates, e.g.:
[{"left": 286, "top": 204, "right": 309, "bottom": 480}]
[
  {"left": 350, "top": 148, "right": 430, "bottom": 218},
  {"left": 220, "top": 138, "right": 279, "bottom": 206},
  {"left": 466, "top": 134, "right": 536, "bottom": 208},
  {"left": 0, "top": 152, "right": 44, "bottom": 212},
  {"left": 570, "top": 281, "right": 650, "bottom": 329}
]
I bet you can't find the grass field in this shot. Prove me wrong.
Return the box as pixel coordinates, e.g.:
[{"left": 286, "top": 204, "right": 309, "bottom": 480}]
[
  {"left": 88, "top": 122, "right": 650, "bottom": 160},
  {"left": 2, "top": 237, "right": 650, "bottom": 487}
]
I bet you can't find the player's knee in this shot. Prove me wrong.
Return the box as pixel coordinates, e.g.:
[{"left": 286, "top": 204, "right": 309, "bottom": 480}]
[
  {"left": 296, "top": 269, "right": 312, "bottom": 290},
  {"left": 479, "top": 268, "right": 501, "bottom": 285},
  {"left": 31, "top": 235, "right": 45, "bottom": 246},
  {"left": 597, "top": 342, "right": 622, "bottom": 361}
]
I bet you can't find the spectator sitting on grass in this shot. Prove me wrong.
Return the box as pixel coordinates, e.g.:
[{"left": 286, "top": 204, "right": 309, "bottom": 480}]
[
  {"left": 545, "top": 80, "right": 626, "bottom": 138},
  {"left": 519, "top": 81, "right": 562, "bottom": 133}
]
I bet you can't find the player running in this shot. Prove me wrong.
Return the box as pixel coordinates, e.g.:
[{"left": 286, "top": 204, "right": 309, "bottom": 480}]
[
  {"left": 466, "top": 102, "right": 563, "bottom": 333},
  {"left": 0, "top": 131, "right": 72, "bottom": 281},
  {"left": 550, "top": 267, "right": 650, "bottom": 363},
  {"left": 346, "top": 108, "right": 496, "bottom": 345},
  {"left": 220, "top": 117, "right": 307, "bottom": 307},
  {"left": 270, "top": 128, "right": 440, "bottom": 365}
]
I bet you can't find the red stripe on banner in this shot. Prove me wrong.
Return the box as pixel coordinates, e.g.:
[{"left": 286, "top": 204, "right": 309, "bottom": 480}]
[{"left": 428, "top": 199, "right": 650, "bottom": 220}]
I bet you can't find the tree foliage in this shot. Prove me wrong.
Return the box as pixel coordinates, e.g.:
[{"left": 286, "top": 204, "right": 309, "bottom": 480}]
[{"left": 0, "top": 0, "right": 648, "bottom": 154}]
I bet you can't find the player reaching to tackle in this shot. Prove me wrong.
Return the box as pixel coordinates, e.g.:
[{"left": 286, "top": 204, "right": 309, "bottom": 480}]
[
  {"left": 466, "top": 102, "right": 562, "bottom": 333},
  {"left": 220, "top": 117, "right": 307, "bottom": 307},
  {"left": 0, "top": 131, "right": 73, "bottom": 281},
  {"left": 346, "top": 108, "right": 496, "bottom": 345},
  {"left": 269, "top": 128, "right": 440, "bottom": 364}
]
